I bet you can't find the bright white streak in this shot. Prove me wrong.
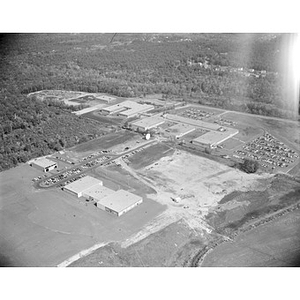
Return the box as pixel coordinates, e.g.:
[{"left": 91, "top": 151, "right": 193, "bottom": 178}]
[{"left": 291, "top": 33, "right": 300, "bottom": 87}]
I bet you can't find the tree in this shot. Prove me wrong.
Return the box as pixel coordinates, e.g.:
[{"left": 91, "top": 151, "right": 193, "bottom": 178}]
[{"left": 240, "top": 158, "right": 259, "bottom": 173}]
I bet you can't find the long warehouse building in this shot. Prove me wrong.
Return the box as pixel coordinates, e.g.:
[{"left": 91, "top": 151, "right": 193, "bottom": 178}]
[
  {"left": 192, "top": 128, "right": 239, "bottom": 148},
  {"left": 130, "top": 115, "right": 165, "bottom": 131}
]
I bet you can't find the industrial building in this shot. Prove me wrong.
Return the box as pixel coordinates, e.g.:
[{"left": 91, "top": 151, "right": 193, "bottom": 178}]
[
  {"left": 167, "top": 123, "right": 195, "bottom": 138},
  {"left": 63, "top": 176, "right": 143, "bottom": 216},
  {"left": 30, "top": 158, "right": 58, "bottom": 172},
  {"left": 96, "top": 95, "right": 116, "bottom": 102},
  {"left": 64, "top": 176, "right": 103, "bottom": 197},
  {"left": 192, "top": 128, "right": 239, "bottom": 148},
  {"left": 101, "top": 100, "right": 154, "bottom": 118},
  {"left": 165, "top": 114, "right": 220, "bottom": 131},
  {"left": 118, "top": 104, "right": 154, "bottom": 118},
  {"left": 95, "top": 189, "right": 143, "bottom": 216},
  {"left": 83, "top": 185, "right": 115, "bottom": 202},
  {"left": 130, "top": 116, "right": 165, "bottom": 131}
]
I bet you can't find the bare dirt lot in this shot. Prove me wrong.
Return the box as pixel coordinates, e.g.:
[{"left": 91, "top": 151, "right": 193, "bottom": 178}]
[
  {"left": 202, "top": 208, "right": 300, "bottom": 267},
  {"left": 0, "top": 164, "right": 165, "bottom": 266},
  {"left": 141, "top": 150, "right": 270, "bottom": 210}
]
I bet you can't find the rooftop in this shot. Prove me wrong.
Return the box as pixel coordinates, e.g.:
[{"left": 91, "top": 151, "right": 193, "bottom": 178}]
[
  {"left": 165, "top": 114, "right": 220, "bottom": 131},
  {"left": 168, "top": 123, "right": 195, "bottom": 135},
  {"left": 102, "top": 100, "right": 140, "bottom": 112},
  {"left": 193, "top": 129, "right": 238, "bottom": 145},
  {"left": 64, "top": 176, "right": 102, "bottom": 194},
  {"left": 119, "top": 104, "right": 154, "bottom": 117},
  {"left": 96, "top": 189, "right": 142, "bottom": 213},
  {"left": 83, "top": 185, "right": 115, "bottom": 201},
  {"left": 131, "top": 115, "right": 165, "bottom": 129},
  {"left": 32, "top": 157, "right": 57, "bottom": 168}
]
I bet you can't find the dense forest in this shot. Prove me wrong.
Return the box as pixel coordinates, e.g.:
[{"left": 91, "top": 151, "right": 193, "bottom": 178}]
[{"left": 0, "top": 33, "right": 298, "bottom": 171}]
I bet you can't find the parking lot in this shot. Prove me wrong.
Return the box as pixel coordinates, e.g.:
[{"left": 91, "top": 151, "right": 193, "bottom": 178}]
[
  {"left": 233, "top": 132, "right": 299, "bottom": 172},
  {"left": 174, "top": 107, "right": 217, "bottom": 120}
]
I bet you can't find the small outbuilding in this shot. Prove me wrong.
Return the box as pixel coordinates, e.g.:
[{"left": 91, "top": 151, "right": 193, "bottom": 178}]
[{"left": 30, "top": 158, "right": 58, "bottom": 172}]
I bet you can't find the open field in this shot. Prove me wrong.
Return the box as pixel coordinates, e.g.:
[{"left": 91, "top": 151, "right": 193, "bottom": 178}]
[
  {"left": 127, "top": 142, "right": 175, "bottom": 169},
  {"left": 0, "top": 164, "right": 165, "bottom": 266},
  {"left": 202, "top": 208, "right": 300, "bottom": 267},
  {"left": 70, "top": 131, "right": 137, "bottom": 154}
]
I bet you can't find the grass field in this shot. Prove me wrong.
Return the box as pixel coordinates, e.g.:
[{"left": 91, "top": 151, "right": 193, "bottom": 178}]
[
  {"left": 202, "top": 208, "right": 300, "bottom": 266},
  {"left": 70, "top": 131, "right": 137, "bottom": 154},
  {"left": 127, "top": 142, "right": 175, "bottom": 169},
  {"left": 0, "top": 164, "right": 165, "bottom": 266}
]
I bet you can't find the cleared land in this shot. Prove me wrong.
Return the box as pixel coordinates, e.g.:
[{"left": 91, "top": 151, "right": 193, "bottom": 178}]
[
  {"left": 140, "top": 149, "right": 270, "bottom": 209},
  {"left": 127, "top": 143, "right": 175, "bottom": 169},
  {"left": 202, "top": 208, "right": 300, "bottom": 267},
  {"left": 0, "top": 164, "right": 165, "bottom": 266}
]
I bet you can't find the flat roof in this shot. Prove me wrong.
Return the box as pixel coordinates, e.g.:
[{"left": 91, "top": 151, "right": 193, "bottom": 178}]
[
  {"left": 119, "top": 104, "right": 154, "bottom": 117},
  {"left": 193, "top": 129, "right": 238, "bottom": 145},
  {"left": 165, "top": 114, "right": 220, "bottom": 131},
  {"left": 96, "top": 189, "right": 142, "bottom": 213},
  {"left": 131, "top": 116, "right": 165, "bottom": 129},
  {"left": 84, "top": 185, "right": 115, "bottom": 201},
  {"left": 96, "top": 95, "right": 116, "bottom": 101},
  {"left": 102, "top": 100, "right": 139, "bottom": 112},
  {"left": 32, "top": 157, "right": 57, "bottom": 168},
  {"left": 64, "top": 176, "right": 102, "bottom": 194},
  {"left": 168, "top": 123, "right": 195, "bottom": 135}
]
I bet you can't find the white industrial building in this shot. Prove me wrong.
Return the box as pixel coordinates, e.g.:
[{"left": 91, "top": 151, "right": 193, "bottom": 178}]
[
  {"left": 96, "top": 95, "right": 116, "bottom": 102},
  {"left": 95, "top": 189, "right": 143, "bottom": 216},
  {"left": 192, "top": 128, "right": 239, "bottom": 148},
  {"left": 30, "top": 157, "right": 58, "bottom": 172},
  {"left": 118, "top": 105, "right": 154, "bottom": 118},
  {"left": 101, "top": 100, "right": 154, "bottom": 118},
  {"left": 83, "top": 185, "right": 115, "bottom": 202},
  {"left": 64, "top": 176, "right": 103, "bottom": 197},
  {"left": 130, "top": 116, "right": 165, "bottom": 131},
  {"left": 63, "top": 176, "right": 143, "bottom": 216},
  {"left": 165, "top": 114, "right": 220, "bottom": 131}
]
